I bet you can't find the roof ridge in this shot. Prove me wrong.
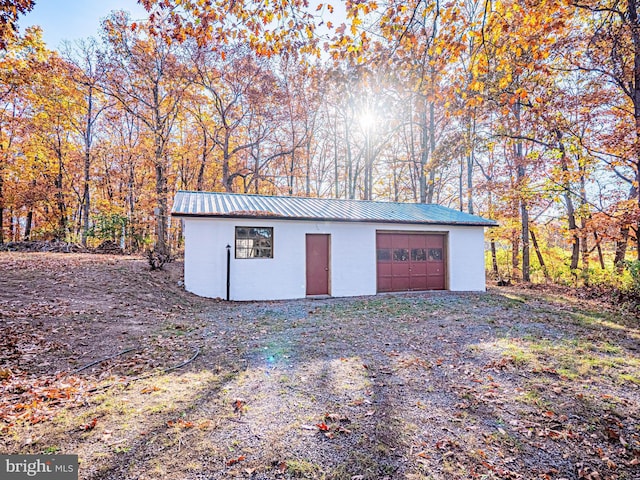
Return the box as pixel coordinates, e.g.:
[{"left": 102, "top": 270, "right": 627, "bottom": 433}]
[{"left": 175, "top": 190, "right": 444, "bottom": 207}]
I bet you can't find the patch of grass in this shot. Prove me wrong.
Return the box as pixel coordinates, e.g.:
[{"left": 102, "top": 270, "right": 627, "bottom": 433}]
[
  {"left": 519, "top": 388, "right": 550, "bottom": 408},
  {"left": 329, "top": 451, "right": 383, "bottom": 480},
  {"left": 501, "top": 293, "right": 526, "bottom": 304},
  {"left": 484, "top": 336, "right": 639, "bottom": 385},
  {"left": 486, "top": 428, "right": 523, "bottom": 452},
  {"left": 286, "top": 459, "right": 323, "bottom": 478},
  {"left": 618, "top": 373, "right": 640, "bottom": 384}
]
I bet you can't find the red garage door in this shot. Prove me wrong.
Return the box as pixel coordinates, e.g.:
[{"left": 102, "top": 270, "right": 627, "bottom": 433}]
[{"left": 376, "top": 233, "right": 446, "bottom": 292}]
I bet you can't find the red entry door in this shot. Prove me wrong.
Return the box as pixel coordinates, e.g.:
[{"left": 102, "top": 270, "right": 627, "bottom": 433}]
[{"left": 306, "top": 234, "right": 330, "bottom": 295}]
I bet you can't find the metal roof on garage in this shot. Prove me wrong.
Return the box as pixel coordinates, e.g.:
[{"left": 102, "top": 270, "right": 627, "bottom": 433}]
[{"left": 171, "top": 191, "right": 498, "bottom": 227}]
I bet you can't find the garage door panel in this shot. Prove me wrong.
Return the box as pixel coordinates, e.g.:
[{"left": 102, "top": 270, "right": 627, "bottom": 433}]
[
  {"left": 411, "top": 263, "right": 427, "bottom": 275},
  {"left": 427, "top": 273, "right": 445, "bottom": 289},
  {"left": 392, "top": 276, "right": 411, "bottom": 291},
  {"left": 410, "top": 275, "right": 427, "bottom": 291},
  {"left": 377, "top": 235, "right": 392, "bottom": 248},
  {"left": 409, "top": 235, "right": 426, "bottom": 248},
  {"left": 391, "top": 263, "right": 410, "bottom": 276},
  {"left": 378, "top": 263, "right": 392, "bottom": 276},
  {"left": 392, "top": 235, "right": 409, "bottom": 248},
  {"left": 429, "top": 265, "right": 444, "bottom": 275},
  {"left": 378, "top": 277, "right": 393, "bottom": 292},
  {"left": 426, "top": 236, "right": 444, "bottom": 248}
]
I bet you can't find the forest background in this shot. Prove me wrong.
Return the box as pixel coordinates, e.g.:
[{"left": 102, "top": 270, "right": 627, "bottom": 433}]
[{"left": 1, "top": 0, "right": 640, "bottom": 292}]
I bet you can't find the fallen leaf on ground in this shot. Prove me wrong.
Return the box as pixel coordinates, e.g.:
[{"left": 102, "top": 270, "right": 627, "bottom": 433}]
[
  {"left": 226, "top": 455, "right": 245, "bottom": 466},
  {"left": 79, "top": 418, "right": 97, "bottom": 431}
]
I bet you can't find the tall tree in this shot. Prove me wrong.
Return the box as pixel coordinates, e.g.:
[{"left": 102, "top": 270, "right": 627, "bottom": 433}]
[
  {"left": 100, "top": 11, "right": 191, "bottom": 257},
  {"left": 63, "top": 38, "right": 109, "bottom": 246}
]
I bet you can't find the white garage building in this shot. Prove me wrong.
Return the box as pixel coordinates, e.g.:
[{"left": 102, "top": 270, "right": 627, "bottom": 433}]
[{"left": 171, "top": 191, "right": 497, "bottom": 301}]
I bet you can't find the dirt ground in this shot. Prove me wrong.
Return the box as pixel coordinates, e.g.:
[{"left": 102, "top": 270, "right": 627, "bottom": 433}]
[{"left": 1, "top": 252, "right": 639, "bottom": 480}]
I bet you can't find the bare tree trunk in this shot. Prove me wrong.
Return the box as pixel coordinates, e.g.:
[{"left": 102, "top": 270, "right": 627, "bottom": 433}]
[
  {"left": 363, "top": 131, "right": 372, "bottom": 200},
  {"left": 426, "top": 99, "right": 436, "bottom": 203},
  {"left": 467, "top": 152, "right": 474, "bottom": 214},
  {"left": 0, "top": 172, "right": 4, "bottom": 244},
  {"left": 614, "top": 185, "right": 637, "bottom": 269},
  {"left": 512, "top": 231, "right": 520, "bottom": 275},
  {"left": 80, "top": 86, "right": 94, "bottom": 247},
  {"left": 333, "top": 113, "right": 339, "bottom": 198},
  {"left": 305, "top": 137, "right": 312, "bottom": 197},
  {"left": 288, "top": 148, "right": 295, "bottom": 196},
  {"left": 488, "top": 189, "right": 498, "bottom": 277},
  {"left": 392, "top": 160, "right": 399, "bottom": 202},
  {"left": 530, "top": 229, "right": 549, "bottom": 280},
  {"left": 55, "top": 145, "right": 67, "bottom": 241},
  {"left": 491, "top": 240, "right": 499, "bottom": 277},
  {"left": 458, "top": 157, "right": 464, "bottom": 211},
  {"left": 514, "top": 102, "right": 529, "bottom": 282},
  {"left": 25, "top": 210, "right": 33, "bottom": 241},
  {"left": 222, "top": 131, "right": 233, "bottom": 192},
  {"left": 580, "top": 187, "right": 590, "bottom": 273},
  {"left": 628, "top": 0, "right": 640, "bottom": 261},
  {"left": 554, "top": 130, "right": 580, "bottom": 270},
  {"left": 345, "top": 115, "right": 355, "bottom": 200},
  {"left": 592, "top": 232, "right": 605, "bottom": 269},
  {"left": 196, "top": 129, "right": 208, "bottom": 191},
  {"left": 419, "top": 107, "right": 428, "bottom": 203},
  {"left": 81, "top": 149, "right": 90, "bottom": 245},
  {"left": 9, "top": 207, "right": 14, "bottom": 242},
  {"left": 408, "top": 100, "right": 418, "bottom": 202},
  {"left": 253, "top": 140, "right": 261, "bottom": 194},
  {"left": 467, "top": 115, "right": 475, "bottom": 214},
  {"left": 154, "top": 140, "right": 169, "bottom": 257},
  {"left": 520, "top": 196, "right": 530, "bottom": 282},
  {"left": 614, "top": 227, "right": 630, "bottom": 271}
]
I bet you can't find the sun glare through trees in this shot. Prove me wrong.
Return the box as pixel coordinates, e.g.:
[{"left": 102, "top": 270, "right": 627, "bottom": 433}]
[{"left": 0, "top": 0, "right": 639, "bottom": 289}]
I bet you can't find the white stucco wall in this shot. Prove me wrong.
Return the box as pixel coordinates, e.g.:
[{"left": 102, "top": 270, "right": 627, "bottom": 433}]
[{"left": 181, "top": 217, "right": 488, "bottom": 300}]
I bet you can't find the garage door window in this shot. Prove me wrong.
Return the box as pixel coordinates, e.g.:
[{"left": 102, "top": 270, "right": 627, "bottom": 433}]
[
  {"left": 411, "top": 248, "right": 426, "bottom": 261},
  {"left": 393, "top": 249, "right": 409, "bottom": 261},
  {"left": 428, "top": 248, "right": 442, "bottom": 261},
  {"left": 377, "top": 249, "right": 391, "bottom": 261}
]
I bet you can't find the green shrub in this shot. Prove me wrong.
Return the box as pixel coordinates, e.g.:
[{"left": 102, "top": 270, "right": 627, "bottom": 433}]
[
  {"left": 623, "top": 260, "right": 640, "bottom": 292},
  {"left": 87, "top": 214, "right": 128, "bottom": 242}
]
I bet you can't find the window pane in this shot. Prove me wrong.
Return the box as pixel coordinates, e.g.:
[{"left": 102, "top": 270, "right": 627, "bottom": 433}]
[
  {"left": 428, "top": 248, "right": 442, "bottom": 261},
  {"left": 254, "top": 246, "right": 272, "bottom": 258},
  {"left": 377, "top": 248, "right": 391, "bottom": 261},
  {"left": 393, "top": 248, "right": 409, "bottom": 262},
  {"left": 411, "top": 248, "right": 426, "bottom": 261},
  {"left": 254, "top": 228, "right": 272, "bottom": 241}
]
